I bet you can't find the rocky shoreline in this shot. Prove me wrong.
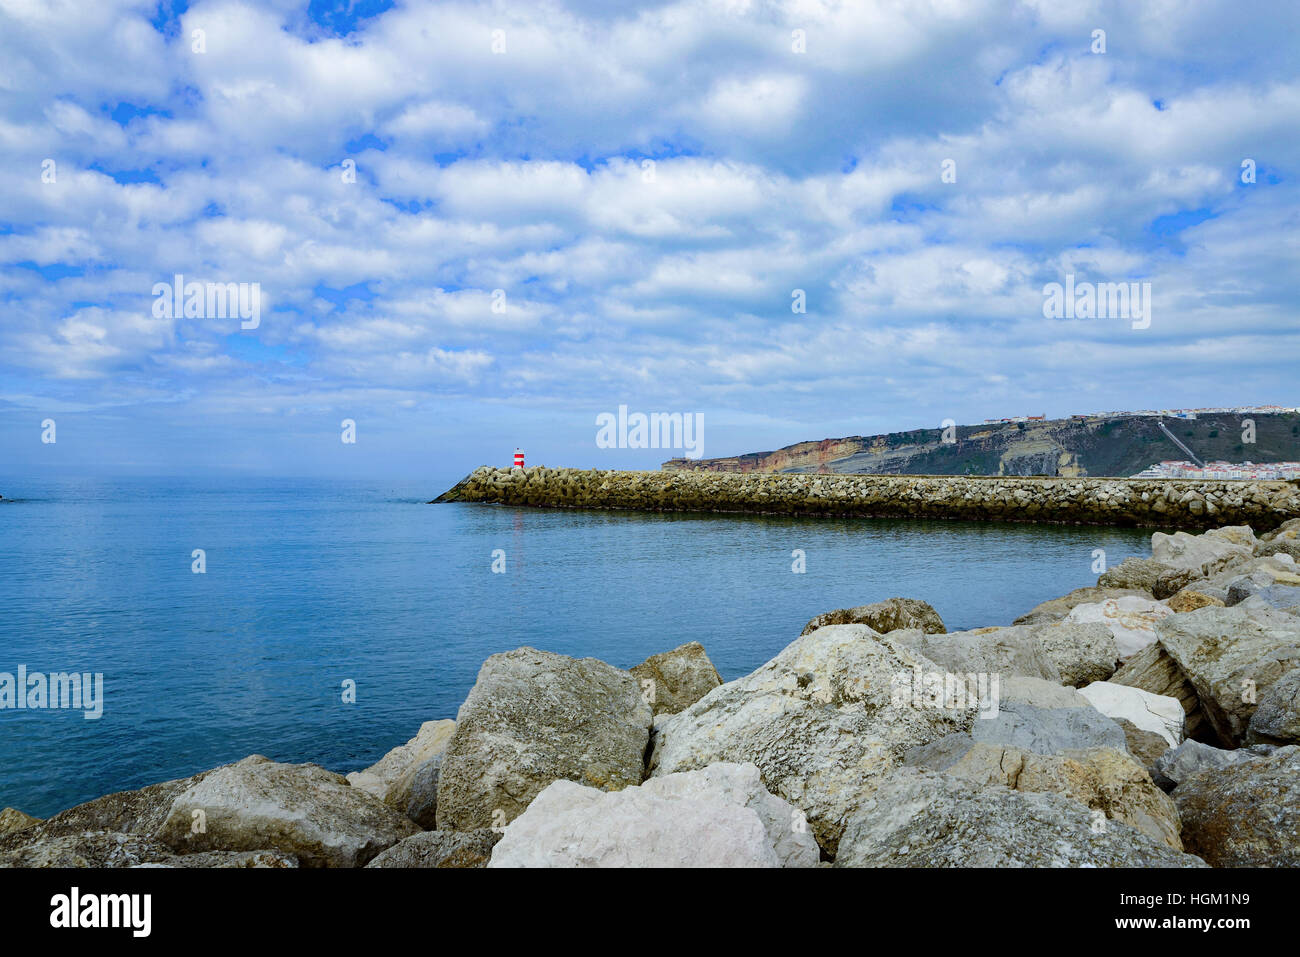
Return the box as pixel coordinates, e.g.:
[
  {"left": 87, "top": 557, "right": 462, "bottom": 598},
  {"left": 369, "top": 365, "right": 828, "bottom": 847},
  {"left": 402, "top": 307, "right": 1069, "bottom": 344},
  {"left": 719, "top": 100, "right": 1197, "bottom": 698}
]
[
  {"left": 3, "top": 519, "right": 1299, "bottom": 867},
  {"left": 433, "top": 466, "right": 1300, "bottom": 529}
]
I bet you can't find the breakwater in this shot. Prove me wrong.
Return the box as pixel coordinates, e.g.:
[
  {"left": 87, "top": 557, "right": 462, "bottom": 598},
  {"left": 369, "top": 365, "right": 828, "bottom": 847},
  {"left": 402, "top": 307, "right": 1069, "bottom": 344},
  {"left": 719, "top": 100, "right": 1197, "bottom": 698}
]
[{"left": 434, "top": 467, "right": 1300, "bottom": 529}]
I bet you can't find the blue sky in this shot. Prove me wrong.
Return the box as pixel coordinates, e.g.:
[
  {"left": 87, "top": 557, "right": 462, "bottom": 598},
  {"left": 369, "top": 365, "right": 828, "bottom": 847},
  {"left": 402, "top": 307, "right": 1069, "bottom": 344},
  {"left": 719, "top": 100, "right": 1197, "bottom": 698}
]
[{"left": 1, "top": 0, "right": 1296, "bottom": 480}]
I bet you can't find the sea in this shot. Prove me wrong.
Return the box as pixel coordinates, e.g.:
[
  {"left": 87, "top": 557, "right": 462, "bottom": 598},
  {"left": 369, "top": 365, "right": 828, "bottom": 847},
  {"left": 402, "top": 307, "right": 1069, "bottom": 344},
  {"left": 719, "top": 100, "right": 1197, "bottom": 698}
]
[{"left": 0, "top": 475, "right": 1152, "bottom": 817}]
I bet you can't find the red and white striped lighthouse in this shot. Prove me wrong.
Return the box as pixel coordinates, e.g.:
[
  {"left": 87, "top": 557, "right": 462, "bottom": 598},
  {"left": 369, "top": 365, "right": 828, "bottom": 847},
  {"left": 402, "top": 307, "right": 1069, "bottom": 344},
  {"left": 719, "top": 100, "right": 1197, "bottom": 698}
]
[{"left": 513, "top": 448, "right": 525, "bottom": 469}]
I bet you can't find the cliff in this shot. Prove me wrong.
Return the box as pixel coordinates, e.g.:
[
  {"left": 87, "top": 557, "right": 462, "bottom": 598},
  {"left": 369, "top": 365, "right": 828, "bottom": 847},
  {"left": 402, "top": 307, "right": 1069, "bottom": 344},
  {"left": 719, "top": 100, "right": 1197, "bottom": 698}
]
[{"left": 663, "top": 412, "right": 1300, "bottom": 477}]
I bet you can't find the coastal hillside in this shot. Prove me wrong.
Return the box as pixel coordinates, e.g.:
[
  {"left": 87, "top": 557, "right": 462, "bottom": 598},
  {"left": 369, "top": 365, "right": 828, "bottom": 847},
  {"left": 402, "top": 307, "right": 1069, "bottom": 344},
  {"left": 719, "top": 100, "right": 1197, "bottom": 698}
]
[{"left": 663, "top": 413, "right": 1300, "bottom": 478}]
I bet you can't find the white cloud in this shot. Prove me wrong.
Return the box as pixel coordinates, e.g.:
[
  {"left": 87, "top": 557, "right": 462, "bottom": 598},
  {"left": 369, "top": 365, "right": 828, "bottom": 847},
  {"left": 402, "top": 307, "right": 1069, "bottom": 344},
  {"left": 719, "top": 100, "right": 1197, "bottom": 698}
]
[{"left": 0, "top": 0, "right": 1295, "bottom": 471}]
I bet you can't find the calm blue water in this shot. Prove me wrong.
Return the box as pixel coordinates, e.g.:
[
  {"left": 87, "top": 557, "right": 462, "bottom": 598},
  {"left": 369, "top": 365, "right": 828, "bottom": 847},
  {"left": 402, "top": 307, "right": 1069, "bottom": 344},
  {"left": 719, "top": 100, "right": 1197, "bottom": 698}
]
[{"left": 0, "top": 476, "right": 1152, "bottom": 817}]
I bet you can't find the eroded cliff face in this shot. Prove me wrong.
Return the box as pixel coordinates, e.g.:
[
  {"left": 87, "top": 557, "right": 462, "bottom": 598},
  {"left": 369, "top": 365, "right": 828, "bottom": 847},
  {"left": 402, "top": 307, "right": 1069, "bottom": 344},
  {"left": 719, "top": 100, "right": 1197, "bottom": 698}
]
[
  {"left": 665, "top": 421, "right": 1079, "bottom": 476},
  {"left": 666, "top": 437, "right": 871, "bottom": 473},
  {"left": 664, "top": 413, "right": 1300, "bottom": 479},
  {"left": 996, "top": 441, "right": 1085, "bottom": 478}
]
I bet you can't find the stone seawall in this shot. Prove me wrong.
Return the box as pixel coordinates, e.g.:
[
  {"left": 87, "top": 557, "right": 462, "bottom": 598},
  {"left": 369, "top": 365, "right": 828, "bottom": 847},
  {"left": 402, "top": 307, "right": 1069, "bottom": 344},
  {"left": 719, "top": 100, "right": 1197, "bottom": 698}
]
[{"left": 434, "top": 467, "right": 1300, "bottom": 530}]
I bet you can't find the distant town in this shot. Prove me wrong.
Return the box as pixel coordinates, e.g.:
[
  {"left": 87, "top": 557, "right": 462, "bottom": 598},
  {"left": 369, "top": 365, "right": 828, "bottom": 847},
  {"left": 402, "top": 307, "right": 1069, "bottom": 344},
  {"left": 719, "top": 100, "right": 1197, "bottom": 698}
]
[
  {"left": 1131, "top": 461, "right": 1300, "bottom": 480},
  {"left": 982, "top": 405, "right": 1300, "bottom": 424}
]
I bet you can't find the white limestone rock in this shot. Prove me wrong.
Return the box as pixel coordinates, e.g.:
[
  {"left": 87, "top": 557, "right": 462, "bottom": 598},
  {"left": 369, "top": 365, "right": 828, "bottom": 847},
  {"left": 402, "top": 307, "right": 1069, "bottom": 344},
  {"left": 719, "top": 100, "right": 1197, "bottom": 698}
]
[
  {"left": 488, "top": 763, "right": 819, "bottom": 868},
  {"left": 1078, "top": 680, "right": 1185, "bottom": 748},
  {"left": 1065, "top": 596, "right": 1175, "bottom": 658}
]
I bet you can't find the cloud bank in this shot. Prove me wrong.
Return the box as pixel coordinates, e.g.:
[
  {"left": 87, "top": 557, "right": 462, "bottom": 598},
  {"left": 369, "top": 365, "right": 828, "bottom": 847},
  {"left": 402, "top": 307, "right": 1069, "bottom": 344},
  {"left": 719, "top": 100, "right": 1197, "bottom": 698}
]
[{"left": 1, "top": 0, "right": 1296, "bottom": 474}]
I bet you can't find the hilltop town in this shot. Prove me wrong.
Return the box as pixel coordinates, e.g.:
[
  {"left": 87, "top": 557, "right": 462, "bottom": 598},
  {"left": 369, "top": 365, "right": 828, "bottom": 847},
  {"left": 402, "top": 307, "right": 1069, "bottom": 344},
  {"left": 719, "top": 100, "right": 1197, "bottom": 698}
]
[
  {"left": 1133, "top": 461, "right": 1300, "bottom": 480},
  {"left": 983, "top": 405, "right": 1300, "bottom": 425}
]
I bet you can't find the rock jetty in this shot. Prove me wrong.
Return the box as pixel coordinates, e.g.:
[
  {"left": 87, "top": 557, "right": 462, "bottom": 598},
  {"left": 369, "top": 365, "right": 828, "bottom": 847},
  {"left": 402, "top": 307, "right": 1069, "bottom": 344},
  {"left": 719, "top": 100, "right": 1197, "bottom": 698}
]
[
  {"left": 3, "top": 519, "right": 1299, "bottom": 868},
  {"left": 433, "top": 466, "right": 1300, "bottom": 529}
]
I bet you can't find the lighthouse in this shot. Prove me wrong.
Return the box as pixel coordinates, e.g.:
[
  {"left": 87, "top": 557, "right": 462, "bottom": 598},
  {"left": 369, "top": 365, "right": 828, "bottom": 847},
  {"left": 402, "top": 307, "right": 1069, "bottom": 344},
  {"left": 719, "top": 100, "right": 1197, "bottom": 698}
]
[{"left": 513, "top": 448, "right": 525, "bottom": 469}]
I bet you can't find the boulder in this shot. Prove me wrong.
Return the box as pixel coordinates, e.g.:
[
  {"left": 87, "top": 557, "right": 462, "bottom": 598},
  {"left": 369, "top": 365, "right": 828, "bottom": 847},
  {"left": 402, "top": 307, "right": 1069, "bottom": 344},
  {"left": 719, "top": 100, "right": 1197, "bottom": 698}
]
[
  {"left": 1156, "top": 606, "right": 1300, "bottom": 745},
  {"left": 629, "top": 641, "right": 722, "bottom": 716},
  {"left": 1150, "top": 739, "right": 1262, "bottom": 792},
  {"left": 1013, "top": 586, "right": 1151, "bottom": 626},
  {"left": 134, "top": 849, "right": 299, "bottom": 868},
  {"left": 904, "top": 675, "right": 1129, "bottom": 773},
  {"left": 801, "top": 597, "right": 945, "bottom": 636},
  {"left": 1153, "top": 569, "right": 1200, "bottom": 600},
  {"left": 1173, "top": 555, "right": 1298, "bottom": 604},
  {"left": 22, "top": 769, "right": 212, "bottom": 838},
  {"left": 0, "top": 829, "right": 289, "bottom": 868},
  {"left": 1109, "top": 642, "right": 1206, "bottom": 740},
  {"left": 1258, "top": 522, "right": 1300, "bottom": 561},
  {"left": 1260, "top": 517, "right": 1300, "bottom": 543},
  {"left": 896, "top": 621, "right": 1117, "bottom": 688},
  {"left": 1225, "top": 563, "right": 1300, "bottom": 600},
  {"left": 632, "top": 762, "right": 819, "bottom": 866},
  {"left": 366, "top": 829, "right": 501, "bottom": 868},
  {"left": 0, "top": 808, "right": 40, "bottom": 834},
  {"left": 1064, "top": 596, "right": 1174, "bottom": 658},
  {"left": 1233, "top": 587, "right": 1300, "bottom": 616},
  {"left": 1225, "top": 562, "right": 1300, "bottom": 613},
  {"left": 1097, "top": 558, "right": 1191, "bottom": 599},
  {"left": 1151, "top": 527, "right": 1254, "bottom": 578},
  {"left": 650, "top": 625, "right": 977, "bottom": 856},
  {"left": 999, "top": 675, "right": 1092, "bottom": 709},
  {"left": 1096, "top": 557, "right": 1167, "bottom": 593},
  {"left": 1200, "top": 525, "right": 1259, "bottom": 549},
  {"left": 1246, "top": 668, "right": 1300, "bottom": 745},
  {"left": 835, "top": 768, "right": 1206, "bottom": 867},
  {"left": 0, "top": 770, "right": 231, "bottom": 866},
  {"left": 154, "top": 755, "right": 420, "bottom": 867},
  {"left": 1165, "top": 590, "right": 1225, "bottom": 613},
  {"left": 489, "top": 764, "right": 820, "bottom": 868},
  {"left": 1027, "top": 621, "right": 1119, "bottom": 687},
  {"left": 1078, "top": 681, "right": 1184, "bottom": 748},
  {"left": 346, "top": 719, "right": 455, "bottom": 828},
  {"left": 967, "top": 681, "right": 1128, "bottom": 755},
  {"left": 906, "top": 739, "right": 1182, "bottom": 849},
  {"left": 891, "top": 625, "right": 1061, "bottom": 683},
  {"left": 436, "top": 647, "right": 652, "bottom": 831},
  {"left": 0, "top": 830, "right": 179, "bottom": 868},
  {"left": 1115, "top": 718, "right": 1172, "bottom": 769},
  {"left": 1175, "top": 746, "right": 1300, "bottom": 866},
  {"left": 1255, "top": 539, "right": 1300, "bottom": 561},
  {"left": 970, "top": 706, "right": 1126, "bottom": 754}
]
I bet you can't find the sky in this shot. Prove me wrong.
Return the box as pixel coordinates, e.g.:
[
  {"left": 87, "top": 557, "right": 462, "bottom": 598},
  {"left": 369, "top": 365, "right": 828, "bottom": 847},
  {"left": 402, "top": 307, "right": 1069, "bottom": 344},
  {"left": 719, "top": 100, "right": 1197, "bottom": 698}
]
[{"left": 0, "top": 0, "right": 1296, "bottom": 480}]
